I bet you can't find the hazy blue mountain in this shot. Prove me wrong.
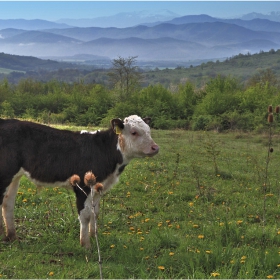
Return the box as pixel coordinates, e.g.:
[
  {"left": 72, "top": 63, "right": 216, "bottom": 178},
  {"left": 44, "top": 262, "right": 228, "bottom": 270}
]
[
  {"left": 1, "top": 14, "right": 280, "bottom": 63},
  {"left": 45, "top": 22, "right": 280, "bottom": 45},
  {"left": 0, "top": 28, "right": 26, "bottom": 39},
  {"left": 80, "top": 37, "right": 207, "bottom": 60},
  {"left": 56, "top": 10, "right": 179, "bottom": 28},
  {"left": 239, "top": 11, "right": 280, "bottom": 22},
  {"left": 0, "top": 30, "right": 82, "bottom": 44},
  {"left": 0, "top": 19, "right": 71, "bottom": 30},
  {"left": 163, "top": 14, "right": 280, "bottom": 33}
]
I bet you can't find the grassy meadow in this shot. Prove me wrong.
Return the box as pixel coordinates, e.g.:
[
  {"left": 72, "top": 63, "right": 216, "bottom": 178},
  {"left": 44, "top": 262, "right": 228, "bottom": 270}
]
[{"left": 0, "top": 126, "right": 279, "bottom": 279}]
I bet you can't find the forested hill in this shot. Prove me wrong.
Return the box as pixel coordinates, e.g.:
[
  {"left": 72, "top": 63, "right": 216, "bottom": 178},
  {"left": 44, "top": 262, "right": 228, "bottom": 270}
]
[
  {"left": 0, "top": 52, "right": 94, "bottom": 71},
  {"left": 144, "top": 48, "right": 280, "bottom": 87},
  {"left": 1, "top": 49, "right": 280, "bottom": 86}
]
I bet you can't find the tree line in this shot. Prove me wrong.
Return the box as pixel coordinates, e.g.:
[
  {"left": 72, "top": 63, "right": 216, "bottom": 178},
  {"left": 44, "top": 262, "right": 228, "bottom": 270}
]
[{"left": 0, "top": 56, "right": 279, "bottom": 131}]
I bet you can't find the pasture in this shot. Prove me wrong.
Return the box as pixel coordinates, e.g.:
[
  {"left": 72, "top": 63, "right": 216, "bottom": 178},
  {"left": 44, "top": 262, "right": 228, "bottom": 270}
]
[{"left": 0, "top": 127, "right": 279, "bottom": 279}]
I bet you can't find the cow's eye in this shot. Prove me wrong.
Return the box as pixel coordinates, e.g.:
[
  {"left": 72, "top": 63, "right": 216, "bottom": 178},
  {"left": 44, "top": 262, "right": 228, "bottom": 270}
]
[{"left": 131, "top": 131, "right": 138, "bottom": 136}]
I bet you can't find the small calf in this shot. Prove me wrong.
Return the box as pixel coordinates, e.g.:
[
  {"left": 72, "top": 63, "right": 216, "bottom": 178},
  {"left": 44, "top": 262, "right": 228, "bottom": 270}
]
[{"left": 0, "top": 115, "right": 159, "bottom": 248}]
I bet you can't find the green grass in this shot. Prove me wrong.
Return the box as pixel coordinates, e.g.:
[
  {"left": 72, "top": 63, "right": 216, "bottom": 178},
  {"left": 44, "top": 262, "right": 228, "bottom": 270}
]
[{"left": 0, "top": 128, "right": 279, "bottom": 279}]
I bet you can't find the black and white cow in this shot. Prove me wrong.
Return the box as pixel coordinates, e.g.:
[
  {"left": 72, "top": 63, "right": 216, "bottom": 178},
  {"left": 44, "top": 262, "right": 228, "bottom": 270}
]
[{"left": 0, "top": 115, "right": 159, "bottom": 248}]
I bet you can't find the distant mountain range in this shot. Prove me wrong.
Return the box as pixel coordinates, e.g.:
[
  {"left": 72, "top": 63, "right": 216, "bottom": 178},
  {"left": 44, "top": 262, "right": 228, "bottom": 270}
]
[
  {"left": 0, "top": 12, "right": 280, "bottom": 64},
  {"left": 56, "top": 10, "right": 179, "bottom": 28}
]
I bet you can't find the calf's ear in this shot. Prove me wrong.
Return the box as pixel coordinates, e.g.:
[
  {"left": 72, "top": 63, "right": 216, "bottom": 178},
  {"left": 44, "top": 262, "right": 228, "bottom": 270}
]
[
  {"left": 143, "top": 117, "right": 152, "bottom": 125},
  {"left": 111, "top": 118, "right": 124, "bottom": 134}
]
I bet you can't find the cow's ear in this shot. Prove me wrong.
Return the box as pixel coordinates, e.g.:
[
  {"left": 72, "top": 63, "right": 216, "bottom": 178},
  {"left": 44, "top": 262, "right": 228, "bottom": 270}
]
[
  {"left": 111, "top": 118, "right": 124, "bottom": 134},
  {"left": 143, "top": 117, "right": 152, "bottom": 125}
]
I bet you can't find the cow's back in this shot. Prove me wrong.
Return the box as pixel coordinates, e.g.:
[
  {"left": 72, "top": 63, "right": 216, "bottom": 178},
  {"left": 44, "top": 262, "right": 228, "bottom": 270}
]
[{"left": 0, "top": 118, "right": 123, "bottom": 186}]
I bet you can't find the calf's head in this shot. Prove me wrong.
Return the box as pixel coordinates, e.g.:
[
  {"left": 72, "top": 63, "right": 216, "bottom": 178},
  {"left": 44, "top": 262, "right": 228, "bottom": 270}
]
[{"left": 111, "top": 115, "right": 159, "bottom": 161}]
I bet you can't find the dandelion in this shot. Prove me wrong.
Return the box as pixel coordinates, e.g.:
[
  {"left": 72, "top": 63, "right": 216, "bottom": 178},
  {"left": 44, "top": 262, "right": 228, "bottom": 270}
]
[
  {"left": 206, "top": 250, "right": 212, "bottom": 254},
  {"left": 49, "top": 272, "right": 54, "bottom": 276},
  {"left": 110, "top": 244, "right": 115, "bottom": 249},
  {"left": 193, "top": 224, "right": 199, "bottom": 228},
  {"left": 230, "top": 260, "right": 235, "bottom": 264},
  {"left": 267, "top": 275, "right": 273, "bottom": 279},
  {"left": 145, "top": 256, "right": 150, "bottom": 260},
  {"left": 168, "top": 191, "right": 173, "bottom": 195},
  {"left": 265, "top": 193, "right": 274, "bottom": 197},
  {"left": 140, "top": 247, "right": 144, "bottom": 251},
  {"left": 123, "top": 245, "right": 127, "bottom": 249},
  {"left": 189, "top": 202, "right": 194, "bottom": 207},
  {"left": 144, "top": 218, "right": 150, "bottom": 222},
  {"left": 22, "top": 198, "right": 27, "bottom": 203},
  {"left": 236, "top": 220, "right": 243, "bottom": 225},
  {"left": 198, "top": 234, "right": 204, "bottom": 239},
  {"left": 158, "top": 222, "right": 163, "bottom": 227},
  {"left": 169, "top": 252, "right": 175, "bottom": 256},
  {"left": 158, "top": 266, "right": 165, "bottom": 270},
  {"left": 211, "top": 272, "right": 220, "bottom": 277}
]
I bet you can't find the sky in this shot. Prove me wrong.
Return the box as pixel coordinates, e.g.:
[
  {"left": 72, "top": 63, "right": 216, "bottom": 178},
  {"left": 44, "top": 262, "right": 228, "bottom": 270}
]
[{"left": 0, "top": 1, "right": 279, "bottom": 21}]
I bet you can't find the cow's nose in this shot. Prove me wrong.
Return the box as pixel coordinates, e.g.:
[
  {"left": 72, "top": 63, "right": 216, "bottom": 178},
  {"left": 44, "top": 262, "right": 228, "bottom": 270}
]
[{"left": 152, "top": 144, "right": 159, "bottom": 153}]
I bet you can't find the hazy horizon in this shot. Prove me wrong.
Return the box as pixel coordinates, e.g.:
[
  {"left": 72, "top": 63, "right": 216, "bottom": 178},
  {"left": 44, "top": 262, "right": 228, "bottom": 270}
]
[{"left": 0, "top": 1, "right": 280, "bottom": 21}]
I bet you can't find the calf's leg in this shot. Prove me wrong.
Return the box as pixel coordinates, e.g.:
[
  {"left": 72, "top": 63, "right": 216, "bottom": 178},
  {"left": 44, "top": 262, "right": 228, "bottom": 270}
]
[
  {"left": 90, "top": 194, "right": 101, "bottom": 237},
  {"left": 2, "top": 177, "right": 21, "bottom": 241},
  {"left": 79, "top": 194, "right": 93, "bottom": 249}
]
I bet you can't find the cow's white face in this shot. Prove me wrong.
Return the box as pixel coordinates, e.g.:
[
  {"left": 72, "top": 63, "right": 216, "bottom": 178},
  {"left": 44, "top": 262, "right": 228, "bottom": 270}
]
[{"left": 113, "top": 115, "right": 159, "bottom": 162}]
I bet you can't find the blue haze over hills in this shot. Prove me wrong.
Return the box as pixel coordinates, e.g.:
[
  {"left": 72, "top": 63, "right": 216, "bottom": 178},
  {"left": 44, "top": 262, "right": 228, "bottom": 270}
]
[{"left": 0, "top": 11, "right": 280, "bottom": 66}]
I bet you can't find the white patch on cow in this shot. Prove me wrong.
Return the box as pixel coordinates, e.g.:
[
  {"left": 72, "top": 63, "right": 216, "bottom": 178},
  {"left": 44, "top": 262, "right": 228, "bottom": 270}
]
[
  {"left": 80, "top": 130, "right": 99, "bottom": 134},
  {"left": 118, "top": 115, "right": 159, "bottom": 162}
]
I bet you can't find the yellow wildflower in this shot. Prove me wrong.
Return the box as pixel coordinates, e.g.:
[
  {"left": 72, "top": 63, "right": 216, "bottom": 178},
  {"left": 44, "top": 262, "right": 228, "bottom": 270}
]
[
  {"left": 198, "top": 234, "right": 204, "bottom": 239},
  {"left": 158, "top": 266, "right": 165, "bottom": 270},
  {"left": 211, "top": 272, "right": 220, "bottom": 277}
]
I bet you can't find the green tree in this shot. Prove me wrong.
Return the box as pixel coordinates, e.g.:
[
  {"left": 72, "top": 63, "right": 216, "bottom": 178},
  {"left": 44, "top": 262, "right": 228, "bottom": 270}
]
[{"left": 108, "top": 56, "right": 142, "bottom": 99}]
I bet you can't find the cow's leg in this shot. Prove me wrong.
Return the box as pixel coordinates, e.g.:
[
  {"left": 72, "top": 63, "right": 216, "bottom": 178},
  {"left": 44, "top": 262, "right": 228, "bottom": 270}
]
[
  {"left": 2, "top": 177, "right": 21, "bottom": 241},
  {"left": 78, "top": 194, "right": 92, "bottom": 249},
  {"left": 89, "top": 195, "right": 101, "bottom": 237},
  {"left": 0, "top": 195, "right": 4, "bottom": 237}
]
